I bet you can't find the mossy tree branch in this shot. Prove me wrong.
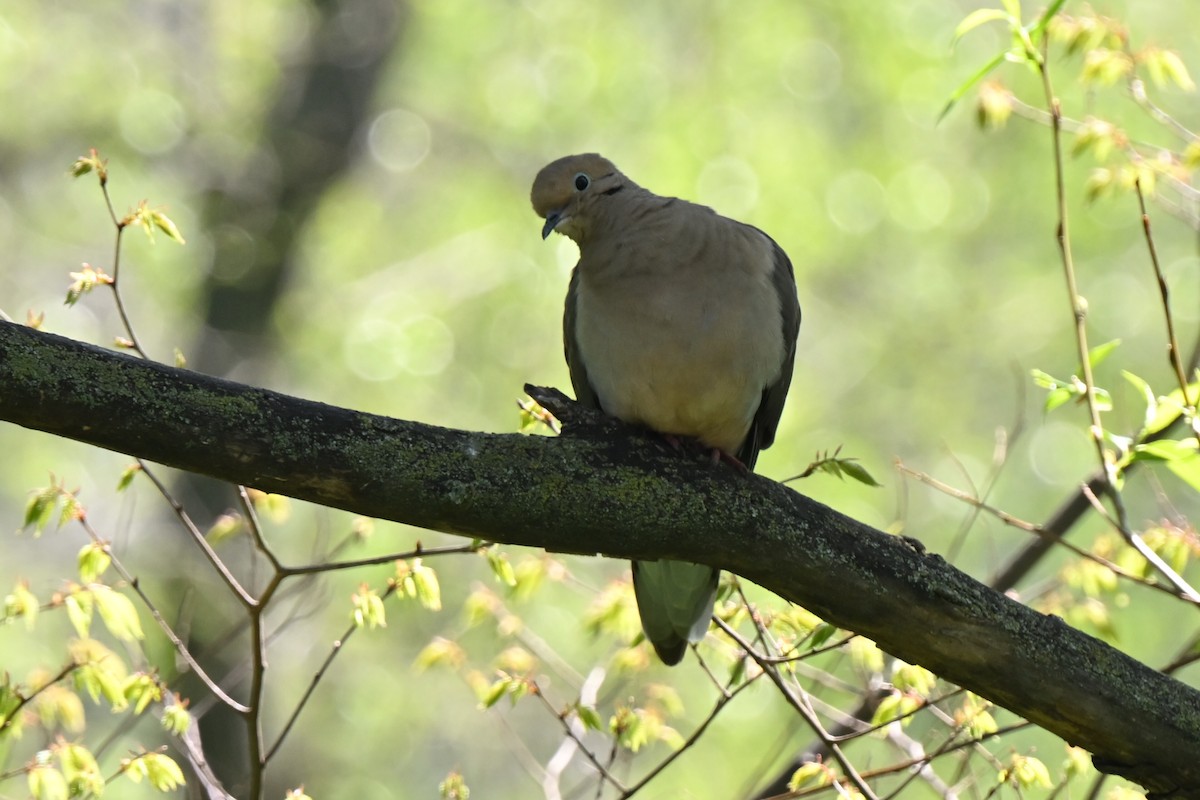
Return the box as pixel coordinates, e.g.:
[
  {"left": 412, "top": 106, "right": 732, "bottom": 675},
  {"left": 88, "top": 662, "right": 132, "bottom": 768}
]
[{"left": 2, "top": 320, "right": 1199, "bottom": 798}]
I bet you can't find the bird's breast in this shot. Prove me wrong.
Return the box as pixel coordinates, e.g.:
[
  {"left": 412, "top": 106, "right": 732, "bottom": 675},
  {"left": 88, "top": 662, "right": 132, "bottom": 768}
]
[{"left": 574, "top": 239, "right": 784, "bottom": 455}]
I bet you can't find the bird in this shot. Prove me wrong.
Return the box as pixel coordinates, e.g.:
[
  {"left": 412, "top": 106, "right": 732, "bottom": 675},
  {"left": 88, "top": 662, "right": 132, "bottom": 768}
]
[{"left": 530, "top": 153, "right": 801, "bottom": 665}]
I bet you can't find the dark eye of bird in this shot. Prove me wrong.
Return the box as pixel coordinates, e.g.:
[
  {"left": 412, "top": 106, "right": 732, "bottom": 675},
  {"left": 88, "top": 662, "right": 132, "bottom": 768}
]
[{"left": 573, "top": 173, "right": 590, "bottom": 191}]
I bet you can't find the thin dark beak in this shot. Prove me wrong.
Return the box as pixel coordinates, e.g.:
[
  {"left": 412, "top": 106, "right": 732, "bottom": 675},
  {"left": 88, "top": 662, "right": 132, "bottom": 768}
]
[{"left": 541, "top": 211, "right": 562, "bottom": 240}]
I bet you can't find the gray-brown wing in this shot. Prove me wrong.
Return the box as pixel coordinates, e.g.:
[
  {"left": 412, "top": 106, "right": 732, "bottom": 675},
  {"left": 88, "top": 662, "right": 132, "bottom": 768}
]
[
  {"left": 562, "top": 263, "right": 602, "bottom": 410},
  {"left": 736, "top": 234, "right": 801, "bottom": 470}
]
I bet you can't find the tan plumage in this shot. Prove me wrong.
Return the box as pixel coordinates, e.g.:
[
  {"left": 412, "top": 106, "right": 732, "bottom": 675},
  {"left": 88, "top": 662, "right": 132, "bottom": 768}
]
[{"left": 531, "top": 154, "right": 801, "bottom": 665}]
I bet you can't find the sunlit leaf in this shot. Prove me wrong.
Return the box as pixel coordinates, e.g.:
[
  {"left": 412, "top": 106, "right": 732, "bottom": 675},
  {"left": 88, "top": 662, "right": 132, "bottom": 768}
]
[
  {"left": 77, "top": 542, "right": 111, "bottom": 584},
  {"left": 123, "top": 672, "right": 162, "bottom": 715},
  {"left": 5, "top": 581, "right": 39, "bottom": 629},
  {"left": 28, "top": 765, "right": 69, "bottom": 800},
  {"left": 116, "top": 463, "right": 142, "bottom": 492},
  {"left": 788, "top": 762, "right": 829, "bottom": 792},
  {"left": 412, "top": 559, "right": 442, "bottom": 611},
  {"left": 161, "top": 697, "right": 192, "bottom": 735},
  {"left": 150, "top": 210, "right": 186, "bottom": 244},
  {"left": 575, "top": 703, "right": 603, "bottom": 731},
  {"left": 65, "top": 592, "right": 94, "bottom": 639},
  {"left": 414, "top": 637, "right": 466, "bottom": 671},
  {"left": 940, "top": 50, "right": 1008, "bottom": 123},
  {"left": 58, "top": 742, "right": 104, "bottom": 796},
  {"left": 438, "top": 771, "right": 469, "bottom": 800},
  {"left": 92, "top": 584, "right": 145, "bottom": 641},
  {"left": 954, "top": 9, "right": 1014, "bottom": 44},
  {"left": 1082, "top": 48, "right": 1134, "bottom": 85},
  {"left": 485, "top": 550, "right": 517, "bottom": 587},
  {"left": 350, "top": 585, "right": 387, "bottom": 630},
  {"left": 1088, "top": 339, "right": 1121, "bottom": 368}
]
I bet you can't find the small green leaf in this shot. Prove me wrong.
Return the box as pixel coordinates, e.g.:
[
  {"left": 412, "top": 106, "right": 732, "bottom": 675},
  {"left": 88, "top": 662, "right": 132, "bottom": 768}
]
[
  {"left": 1143, "top": 48, "right": 1196, "bottom": 91},
  {"left": 350, "top": 585, "right": 387, "bottom": 630},
  {"left": 808, "top": 622, "right": 838, "bottom": 650},
  {"left": 161, "top": 697, "right": 191, "bottom": 735},
  {"left": 116, "top": 463, "right": 142, "bottom": 492},
  {"left": 1138, "top": 440, "right": 1200, "bottom": 493},
  {"left": 142, "top": 752, "right": 186, "bottom": 791},
  {"left": 206, "top": 512, "right": 244, "bottom": 545},
  {"left": 5, "top": 581, "right": 40, "bottom": 629},
  {"left": 65, "top": 592, "right": 94, "bottom": 639},
  {"left": 24, "top": 484, "right": 64, "bottom": 536},
  {"left": 575, "top": 703, "right": 603, "bottom": 731},
  {"left": 65, "top": 265, "right": 110, "bottom": 307},
  {"left": 1084, "top": 167, "right": 1115, "bottom": 202},
  {"left": 1030, "top": 368, "right": 1065, "bottom": 389},
  {"left": 1044, "top": 385, "right": 1075, "bottom": 412},
  {"left": 1088, "top": 338, "right": 1121, "bottom": 368},
  {"left": 1134, "top": 438, "right": 1198, "bottom": 462},
  {"left": 438, "top": 771, "right": 469, "bottom": 800},
  {"left": 411, "top": 560, "right": 442, "bottom": 611},
  {"left": 788, "top": 762, "right": 829, "bottom": 792},
  {"left": 976, "top": 80, "right": 1013, "bottom": 128},
  {"left": 150, "top": 210, "right": 186, "bottom": 244},
  {"left": 414, "top": 637, "right": 466, "bottom": 671},
  {"left": 77, "top": 542, "right": 111, "bottom": 584},
  {"left": 28, "top": 765, "right": 69, "bottom": 800},
  {"left": 1029, "top": 0, "right": 1068, "bottom": 41},
  {"left": 58, "top": 742, "right": 104, "bottom": 796},
  {"left": 486, "top": 550, "right": 517, "bottom": 587},
  {"left": 1003, "top": 754, "right": 1052, "bottom": 789},
  {"left": 1144, "top": 377, "right": 1200, "bottom": 435},
  {"left": 953, "top": 8, "right": 1014, "bottom": 43},
  {"left": 850, "top": 637, "right": 884, "bottom": 674},
  {"left": 479, "top": 673, "right": 512, "bottom": 709},
  {"left": 940, "top": 50, "right": 1008, "bottom": 123},
  {"left": 1064, "top": 745, "right": 1092, "bottom": 776},
  {"left": 1082, "top": 48, "right": 1134, "bottom": 85},
  {"left": 92, "top": 585, "right": 145, "bottom": 641},
  {"left": 123, "top": 672, "right": 162, "bottom": 715},
  {"left": 1122, "top": 371, "right": 1157, "bottom": 432},
  {"left": 838, "top": 459, "right": 881, "bottom": 487},
  {"left": 893, "top": 663, "right": 937, "bottom": 696},
  {"left": 610, "top": 706, "right": 651, "bottom": 752}
]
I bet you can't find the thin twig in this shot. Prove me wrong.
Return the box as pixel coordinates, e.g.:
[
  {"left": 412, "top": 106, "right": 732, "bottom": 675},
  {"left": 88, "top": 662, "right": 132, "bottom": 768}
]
[
  {"left": 263, "top": 579, "right": 397, "bottom": 763},
  {"left": 620, "top": 674, "right": 760, "bottom": 798},
  {"left": 716, "top": 618, "right": 881, "bottom": 800},
  {"left": 531, "top": 680, "right": 629, "bottom": 796},
  {"left": 0, "top": 662, "right": 77, "bottom": 734},
  {"left": 239, "top": 486, "right": 282, "bottom": 574},
  {"left": 1039, "top": 52, "right": 1112, "bottom": 496},
  {"left": 771, "top": 723, "right": 1029, "bottom": 800},
  {"left": 136, "top": 459, "right": 257, "bottom": 608},
  {"left": 899, "top": 462, "right": 1198, "bottom": 602},
  {"left": 1129, "top": 77, "right": 1200, "bottom": 144},
  {"left": 280, "top": 542, "right": 483, "bottom": 576},
  {"left": 73, "top": 514, "right": 250, "bottom": 712},
  {"left": 96, "top": 179, "right": 149, "bottom": 359},
  {"left": 1133, "top": 177, "right": 1198, "bottom": 438},
  {"left": 1079, "top": 484, "right": 1200, "bottom": 601}
]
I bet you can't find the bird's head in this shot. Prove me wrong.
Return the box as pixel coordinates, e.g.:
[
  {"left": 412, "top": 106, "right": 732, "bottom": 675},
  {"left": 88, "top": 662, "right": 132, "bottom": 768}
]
[{"left": 530, "top": 153, "right": 626, "bottom": 243}]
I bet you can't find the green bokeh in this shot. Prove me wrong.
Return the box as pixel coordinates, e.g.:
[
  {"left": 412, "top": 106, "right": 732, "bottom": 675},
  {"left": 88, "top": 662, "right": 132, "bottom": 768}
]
[{"left": 2, "top": 1, "right": 1199, "bottom": 798}]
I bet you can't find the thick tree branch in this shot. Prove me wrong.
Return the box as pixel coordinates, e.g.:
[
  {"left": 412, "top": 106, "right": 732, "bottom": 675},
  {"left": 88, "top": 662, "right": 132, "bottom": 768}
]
[{"left": 3, "top": 321, "right": 1200, "bottom": 798}]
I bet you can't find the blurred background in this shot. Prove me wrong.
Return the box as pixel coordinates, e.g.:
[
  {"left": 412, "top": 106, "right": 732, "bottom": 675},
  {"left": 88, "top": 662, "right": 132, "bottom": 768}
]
[{"left": 2, "top": 1, "right": 1199, "bottom": 798}]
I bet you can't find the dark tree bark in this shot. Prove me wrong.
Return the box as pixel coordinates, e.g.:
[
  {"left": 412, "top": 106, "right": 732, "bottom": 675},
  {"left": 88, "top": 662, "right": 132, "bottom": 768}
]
[{"left": 3, "top": 320, "right": 1200, "bottom": 799}]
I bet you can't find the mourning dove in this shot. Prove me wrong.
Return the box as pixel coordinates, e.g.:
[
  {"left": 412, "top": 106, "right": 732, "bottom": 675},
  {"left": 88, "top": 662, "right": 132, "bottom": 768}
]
[{"left": 531, "top": 153, "right": 801, "bottom": 665}]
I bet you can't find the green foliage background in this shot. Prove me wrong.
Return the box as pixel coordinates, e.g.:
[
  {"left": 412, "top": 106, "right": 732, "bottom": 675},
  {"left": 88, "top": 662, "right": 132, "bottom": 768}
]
[{"left": 2, "top": 1, "right": 1199, "bottom": 797}]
